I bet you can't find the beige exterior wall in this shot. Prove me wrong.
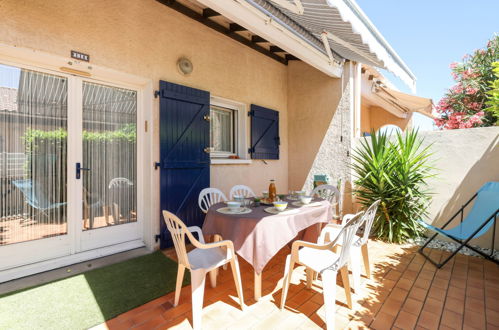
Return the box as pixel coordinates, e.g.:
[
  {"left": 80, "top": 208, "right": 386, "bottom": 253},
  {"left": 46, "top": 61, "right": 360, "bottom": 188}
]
[
  {"left": 0, "top": 0, "right": 289, "bottom": 215},
  {"left": 361, "top": 103, "right": 412, "bottom": 134},
  {"left": 421, "top": 127, "right": 499, "bottom": 248},
  {"left": 287, "top": 61, "right": 353, "bottom": 213}
]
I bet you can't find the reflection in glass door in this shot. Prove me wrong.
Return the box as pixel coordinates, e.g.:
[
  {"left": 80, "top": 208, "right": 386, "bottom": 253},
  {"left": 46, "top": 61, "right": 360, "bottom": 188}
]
[
  {"left": 0, "top": 64, "right": 68, "bottom": 246},
  {"left": 81, "top": 82, "right": 137, "bottom": 231}
]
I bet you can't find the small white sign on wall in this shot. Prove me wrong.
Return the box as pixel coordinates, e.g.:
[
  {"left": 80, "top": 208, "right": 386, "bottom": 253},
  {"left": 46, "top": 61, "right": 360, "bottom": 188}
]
[{"left": 71, "top": 50, "right": 90, "bottom": 62}]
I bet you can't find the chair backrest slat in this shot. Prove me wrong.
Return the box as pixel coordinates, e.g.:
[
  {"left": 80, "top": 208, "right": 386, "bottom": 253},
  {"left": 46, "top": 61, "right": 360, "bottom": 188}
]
[
  {"left": 359, "top": 200, "right": 381, "bottom": 245},
  {"left": 312, "top": 184, "right": 340, "bottom": 204},
  {"left": 229, "top": 185, "right": 256, "bottom": 200},
  {"left": 198, "top": 188, "right": 227, "bottom": 213},
  {"left": 325, "top": 212, "right": 364, "bottom": 271},
  {"left": 162, "top": 210, "right": 192, "bottom": 268}
]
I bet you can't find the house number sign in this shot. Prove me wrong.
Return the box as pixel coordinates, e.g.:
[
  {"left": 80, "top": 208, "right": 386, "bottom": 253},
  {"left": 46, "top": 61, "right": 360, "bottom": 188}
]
[{"left": 71, "top": 50, "right": 90, "bottom": 62}]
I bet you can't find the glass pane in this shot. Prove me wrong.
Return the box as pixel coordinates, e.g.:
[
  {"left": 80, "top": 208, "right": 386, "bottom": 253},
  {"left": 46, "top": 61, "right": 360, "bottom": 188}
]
[
  {"left": 210, "top": 106, "right": 234, "bottom": 153},
  {"left": 82, "top": 82, "right": 137, "bottom": 230},
  {"left": 0, "top": 64, "right": 68, "bottom": 245}
]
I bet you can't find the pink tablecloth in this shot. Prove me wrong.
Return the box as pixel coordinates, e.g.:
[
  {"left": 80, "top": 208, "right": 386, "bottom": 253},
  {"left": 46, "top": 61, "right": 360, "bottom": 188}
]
[{"left": 202, "top": 200, "right": 332, "bottom": 274}]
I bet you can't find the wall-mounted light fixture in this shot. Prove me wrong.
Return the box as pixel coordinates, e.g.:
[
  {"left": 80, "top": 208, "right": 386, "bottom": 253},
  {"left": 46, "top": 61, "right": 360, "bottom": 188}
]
[{"left": 177, "top": 57, "right": 193, "bottom": 75}]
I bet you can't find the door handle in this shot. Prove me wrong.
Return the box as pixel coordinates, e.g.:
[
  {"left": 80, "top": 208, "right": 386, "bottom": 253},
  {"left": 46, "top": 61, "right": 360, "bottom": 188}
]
[{"left": 76, "top": 162, "right": 90, "bottom": 179}]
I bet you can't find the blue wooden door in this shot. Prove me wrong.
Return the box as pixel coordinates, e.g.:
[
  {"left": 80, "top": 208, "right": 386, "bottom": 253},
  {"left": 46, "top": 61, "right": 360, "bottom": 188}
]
[{"left": 159, "top": 81, "right": 210, "bottom": 248}]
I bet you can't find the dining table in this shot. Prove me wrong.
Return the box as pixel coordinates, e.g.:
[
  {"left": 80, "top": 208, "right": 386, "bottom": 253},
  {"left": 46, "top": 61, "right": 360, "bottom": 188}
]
[{"left": 202, "top": 197, "right": 333, "bottom": 300}]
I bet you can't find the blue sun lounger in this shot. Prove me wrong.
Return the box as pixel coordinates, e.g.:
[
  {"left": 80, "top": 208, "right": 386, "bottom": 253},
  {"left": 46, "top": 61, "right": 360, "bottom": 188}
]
[
  {"left": 418, "top": 182, "right": 499, "bottom": 268},
  {"left": 12, "top": 179, "right": 67, "bottom": 219}
]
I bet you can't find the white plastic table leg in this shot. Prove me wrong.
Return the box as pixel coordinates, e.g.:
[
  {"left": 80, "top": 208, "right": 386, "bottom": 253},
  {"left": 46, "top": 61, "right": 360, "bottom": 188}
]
[{"left": 254, "top": 270, "right": 262, "bottom": 301}]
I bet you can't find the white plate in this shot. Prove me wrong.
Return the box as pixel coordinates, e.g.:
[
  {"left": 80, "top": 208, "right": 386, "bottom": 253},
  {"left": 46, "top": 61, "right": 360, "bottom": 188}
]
[
  {"left": 217, "top": 207, "right": 252, "bottom": 215},
  {"left": 264, "top": 207, "right": 300, "bottom": 215},
  {"left": 291, "top": 201, "right": 322, "bottom": 208}
]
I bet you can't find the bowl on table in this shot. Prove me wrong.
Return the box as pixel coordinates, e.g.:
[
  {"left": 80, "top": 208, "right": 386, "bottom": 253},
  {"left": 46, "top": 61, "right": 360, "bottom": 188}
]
[
  {"left": 299, "top": 195, "right": 313, "bottom": 205},
  {"left": 233, "top": 195, "right": 244, "bottom": 203},
  {"left": 295, "top": 190, "right": 306, "bottom": 196},
  {"left": 227, "top": 201, "right": 241, "bottom": 211},
  {"left": 273, "top": 201, "right": 288, "bottom": 212}
]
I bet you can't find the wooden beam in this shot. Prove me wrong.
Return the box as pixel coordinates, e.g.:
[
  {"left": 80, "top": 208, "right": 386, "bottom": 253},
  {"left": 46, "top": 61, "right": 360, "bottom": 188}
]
[
  {"left": 269, "top": 46, "right": 285, "bottom": 53},
  {"left": 368, "top": 74, "right": 374, "bottom": 80},
  {"left": 361, "top": 67, "right": 366, "bottom": 74},
  {"left": 285, "top": 54, "right": 299, "bottom": 61},
  {"left": 202, "top": 8, "right": 220, "bottom": 18},
  {"left": 251, "top": 35, "right": 267, "bottom": 43},
  {"left": 157, "top": 0, "right": 287, "bottom": 65},
  {"left": 229, "top": 23, "right": 246, "bottom": 32}
]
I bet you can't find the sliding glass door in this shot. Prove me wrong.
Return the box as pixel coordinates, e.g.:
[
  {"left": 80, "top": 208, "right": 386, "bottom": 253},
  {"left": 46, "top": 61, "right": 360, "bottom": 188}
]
[{"left": 0, "top": 61, "right": 141, "bottom": 270}]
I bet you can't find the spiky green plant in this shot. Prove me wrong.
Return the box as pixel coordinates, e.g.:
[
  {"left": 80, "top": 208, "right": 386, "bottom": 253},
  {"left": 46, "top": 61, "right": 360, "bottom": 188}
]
[{"left": 351, "top": 129, "right": 434, "bottom": 243}]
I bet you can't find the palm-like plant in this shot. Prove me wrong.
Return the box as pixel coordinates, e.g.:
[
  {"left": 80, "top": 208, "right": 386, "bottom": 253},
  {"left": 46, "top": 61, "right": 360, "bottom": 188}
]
[{"left": 351, "top": 129, "right": 434, "bottom": 243}]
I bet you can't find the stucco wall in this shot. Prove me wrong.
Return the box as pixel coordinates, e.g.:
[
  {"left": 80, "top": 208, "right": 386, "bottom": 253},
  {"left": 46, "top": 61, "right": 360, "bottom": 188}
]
[
  {"left": 287, "top": 61, "right": 352, "bottom": 211},
  {"left": 0, "top": 0, "right": 289, "bottom": 232},
  {"left": 421, "top": 127, "right": 499, "bottom": 248},
  {"left": 364, "top": 105, "right": 412, "bottom": 133}
]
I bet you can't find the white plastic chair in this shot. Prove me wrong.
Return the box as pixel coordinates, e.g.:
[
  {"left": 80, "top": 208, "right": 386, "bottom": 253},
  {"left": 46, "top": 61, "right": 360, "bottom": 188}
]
[
  {"left": 319, "top": 200, "right": 380, "bottom": 293},
  {"left": 311, "top": 184, "right": 340, "bottom": 204},
  {"left": 198, "top": 188, "right": 227, "bottom": 214},
  {"left": 229, "top": 185, "right": 256, "bottom": 200},
  {"left": 163, "top": 210, "right": 245, "bottom": 330},
  {"left": 280, "top": 212, "right": 364, "bottom": 330}
]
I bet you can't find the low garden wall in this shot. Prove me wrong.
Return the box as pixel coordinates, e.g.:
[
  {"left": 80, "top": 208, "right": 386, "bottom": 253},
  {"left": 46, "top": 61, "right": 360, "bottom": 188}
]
[{"left": 420, "top": 126, "right": 499, "bottom": 249}]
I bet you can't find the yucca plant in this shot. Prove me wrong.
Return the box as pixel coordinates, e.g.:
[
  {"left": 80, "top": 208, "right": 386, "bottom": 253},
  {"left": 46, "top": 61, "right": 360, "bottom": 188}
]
[{"left": 351, "top": 129, "right": 434, "bottom": 243}]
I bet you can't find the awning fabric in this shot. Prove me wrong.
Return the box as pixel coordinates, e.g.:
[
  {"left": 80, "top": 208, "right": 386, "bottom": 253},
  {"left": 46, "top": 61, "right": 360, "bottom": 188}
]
[
  {"left": 375, "top": 86, "right": 434, "bottom": 118},
  {"left": 249, "top": 0, "right": 417, "bottom": 91}
]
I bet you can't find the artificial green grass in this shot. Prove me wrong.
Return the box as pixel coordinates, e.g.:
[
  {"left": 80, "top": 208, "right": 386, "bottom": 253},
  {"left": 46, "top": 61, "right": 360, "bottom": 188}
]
[{"left": 0, "top": 251, "right": 188, "bottom": 330}]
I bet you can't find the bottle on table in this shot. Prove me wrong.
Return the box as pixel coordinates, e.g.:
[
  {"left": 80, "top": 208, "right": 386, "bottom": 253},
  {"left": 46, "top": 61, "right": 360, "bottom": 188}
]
[{"left": 268, "top": 179, "right": 277, "bottom": 202}]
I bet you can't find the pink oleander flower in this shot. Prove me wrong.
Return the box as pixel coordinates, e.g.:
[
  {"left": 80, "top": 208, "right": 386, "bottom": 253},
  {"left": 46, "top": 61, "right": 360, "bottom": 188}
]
[
  {"left": 465, "top": 87, "right": 478, "bottom": 95},
  {"left": 449, "top": 62, "right": 458, "bottom": 69}
]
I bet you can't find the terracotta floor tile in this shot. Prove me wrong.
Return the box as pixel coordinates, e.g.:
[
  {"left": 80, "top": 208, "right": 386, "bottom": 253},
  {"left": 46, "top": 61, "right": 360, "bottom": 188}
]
[
  {"left": 445, "top": 295, "right": 465, "bottom": 311},
  {"left": 440, "top": 309, "right": 462, "bottom": 328},
  {"left": 422, "top": 297, "right": 444, "bottom": 316},
  {"left": 463, "top": 310, "right": 486, "bottom": 329},
  {"left": 408, "top": 287, "right": 428, "bottom": 302},
  {"left": 402, "top": 297, "right": 424, "bottom": 316},
  {"left": 486, "top": 308, "right": 499, "bottom": 325},
  {"left": 427, "top": 286, "right": 447, "bottom": 301},
  {"left": 370, "top": 311, "right": 396, "bottom": 330},
  {"left": 393, "top": 310, "right": 419, "bottom": 329},
  {"left": 417, "top": 310, "right": 441, "bottom": 329}
]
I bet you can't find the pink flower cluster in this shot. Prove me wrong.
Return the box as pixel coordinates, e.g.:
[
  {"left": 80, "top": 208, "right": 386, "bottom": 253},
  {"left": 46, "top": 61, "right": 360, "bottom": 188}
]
[{"left": 434, "top": 111, "right": 484, "bottom": 130}]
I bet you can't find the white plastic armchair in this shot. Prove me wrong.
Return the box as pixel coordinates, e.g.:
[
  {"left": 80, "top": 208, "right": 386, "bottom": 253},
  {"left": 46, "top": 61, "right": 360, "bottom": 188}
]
[
  {"left": 280, "top": 212, "right": 364, "bottom": 330},
  {"left": 198, "top": 188, "right": 227, "bottom": 214},
  {"left": 319, "top": 200, "right": 381, "bottom": 293},
  {"left": 229, "top": 185, "right": 256, "bottom": 200},
  {"left": 163, "top": 210, "right": 244, "bottom": 330},
  {"left": 312, "top": 184, "right": 340, "bottom": 203}
]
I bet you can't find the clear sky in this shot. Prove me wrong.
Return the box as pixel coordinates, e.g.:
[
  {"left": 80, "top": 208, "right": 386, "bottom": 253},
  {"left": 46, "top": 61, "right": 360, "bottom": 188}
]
[{"left": 355, "top": 0, "right": 499, "bottom": 130}]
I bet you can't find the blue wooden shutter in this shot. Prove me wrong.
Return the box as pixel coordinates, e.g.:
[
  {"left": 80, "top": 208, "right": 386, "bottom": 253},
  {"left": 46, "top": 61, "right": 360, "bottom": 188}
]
[{"left": 249, "top": 104, "right": 280, "bottom": 160}]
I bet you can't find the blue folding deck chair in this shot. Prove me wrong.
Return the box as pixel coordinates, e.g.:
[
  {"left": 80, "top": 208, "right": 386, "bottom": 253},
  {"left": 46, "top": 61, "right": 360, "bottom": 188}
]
[
  {"left": 11, "top": 179, "right": 67, "bottom": 220},
  {"left": 418, "top": 182, "right": 499, "bottom": 268}
]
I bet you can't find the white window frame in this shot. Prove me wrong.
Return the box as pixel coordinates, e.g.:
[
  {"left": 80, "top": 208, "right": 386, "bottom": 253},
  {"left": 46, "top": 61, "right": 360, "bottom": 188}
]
[{"left": 210, "top": 96, "right": 250, "bottom": 164}]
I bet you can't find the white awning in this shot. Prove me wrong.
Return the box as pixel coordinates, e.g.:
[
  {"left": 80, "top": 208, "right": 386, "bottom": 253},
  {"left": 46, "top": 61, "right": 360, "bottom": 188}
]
[
  {"left": 250, "top": 0, "right": 417, "bottom": 91},
  {"left": 374, "top": 86, "right": 434, "bottom": 118}
]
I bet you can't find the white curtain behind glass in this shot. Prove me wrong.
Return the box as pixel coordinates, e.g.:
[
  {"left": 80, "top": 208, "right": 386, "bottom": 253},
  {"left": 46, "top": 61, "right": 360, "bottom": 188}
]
[
  {"left": 0, "top": 65, "right": 67, "bottom": 245},
  {"left": 210, "top": 106, "right": 234, "bottom": 154},
  {"left": 82, "top": 82, "right": 137, "bottom": 230}
]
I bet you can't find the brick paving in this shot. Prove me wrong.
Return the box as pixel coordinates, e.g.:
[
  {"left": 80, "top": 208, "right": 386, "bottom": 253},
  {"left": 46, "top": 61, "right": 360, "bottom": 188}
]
[{"left": 93, "top": 241, "right": 499, "bottom": 329}]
